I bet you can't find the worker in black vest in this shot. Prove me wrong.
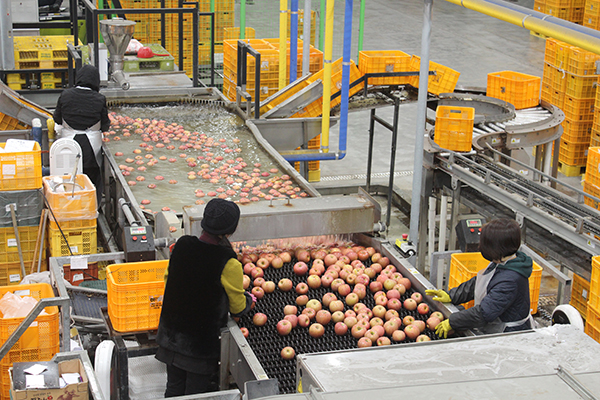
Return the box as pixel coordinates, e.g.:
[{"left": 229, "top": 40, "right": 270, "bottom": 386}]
[
  {"left": 426, "top": 218, "right": 533, "bottom": 337},
  {"left": 53, "top": 65, "right": 109, "bottom": 206},
  {"left": 156, "top": 199, "right": 254, "bottom": 397}
]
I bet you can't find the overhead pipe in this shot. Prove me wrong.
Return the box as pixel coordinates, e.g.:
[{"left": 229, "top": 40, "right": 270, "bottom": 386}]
[
  {"left": 279, "top": 0, "right": 288, "bottom": 90},
  {"left": 444, "top": 0, "right": 600, "bottom": 54},
  {"left": 282, "top": 0, "right": 351, "bottom": 163},
  {"left": 290, "top": 0, "right": 299, "bottom": 83}
]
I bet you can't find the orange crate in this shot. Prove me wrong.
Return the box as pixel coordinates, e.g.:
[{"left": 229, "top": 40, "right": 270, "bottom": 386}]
[
  {"left": 408, "top": 56, "right": 460, "bottom": 95},
  {"left": 585, "top": 146, "right": 600, "bottom": 186},
  {"left": 570, "top": 273, "right": 590, "bottom": 318},
  {"left": 558, "top": 138, "right": 590, "bottom": 166},
  {"left": 562, "top": 118, "right": 592, "bottom": 143},
  {"left": 534, "top": 0, "right": 547, "bottom": 14},
  {"left": 584, "top": 181, "right": 600, "bottom": 209},
  {"left": 0, "top": 283, "right": 60, "bottom": 367},
  {"left": 358, "top": 50, "right": 412, "bottom": 86},
  {"left": 585, "top": 303, "right": 600, "bottom": 343},
  {"left": 563, "top": 96, "right": 595, "bottom": 121},
  {"left": 556, "top": 41, "right": 573, "bottom": 68},
  {"left": 449, "top": 252, "right": 543, "bottom": 314},
  {"left": 48, "top": 225, "right": 97, "bottom": 258},
  {"left": 592, "top": 129, "right": 600, "bottom": 147},
  {"left": 552, "top": 65, "right": 568, "bottom": 93},
  {"left": 551, "top": 89, "right": 565, "bottom": 108},
  {"left": 544, "top": 38, "right": 558, "bottom": 65},
  {"left": 590, "top": 256, "right": 600, "bottom": 310},
  {"left": 0, "top": 142, "right": 41, "bottom": 191},
  {"left": 584, "top": 13, "right": 600, "bottom": 29},
  {"left": 541, "top": 83, "right": 553, "bottom": 104},
  {"left": 546, "top": 0, "right": 572, "bottom": 7},
  {"left": 223, "top": 27, "right": 256, "bottom": 40},
  {"left": 566, "top": 72, "right": 599, "bottom": 99},
  {"left": 547, "top": 6, "right": 571, "bottom": 19},
  {"left": 43, "top": 175, "right": 97, "bottom": 225},
  {"left": 487, "top": 71, "right": 541, "bottom": 110},
  {"left": 568, "top": 48, "right": 600, "bottom": 75},
  {"left": 107, "top": 260, "right": 167, "bottom": 332},
  {"left": 434, "top": 106, "right": 474, "bottom": 152},
  {"left": 570, "top": 7, "right": 585, "bottom": 23}
]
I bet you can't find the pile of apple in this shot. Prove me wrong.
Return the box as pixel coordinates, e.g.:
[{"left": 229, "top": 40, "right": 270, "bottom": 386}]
[{"left": 236, "top": 243, "right": 446, "bottom": 364}]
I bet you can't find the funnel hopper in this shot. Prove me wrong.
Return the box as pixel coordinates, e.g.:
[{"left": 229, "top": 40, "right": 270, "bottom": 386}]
[{"left": 100, "top": 19, "right": 136, "bottom": 69}]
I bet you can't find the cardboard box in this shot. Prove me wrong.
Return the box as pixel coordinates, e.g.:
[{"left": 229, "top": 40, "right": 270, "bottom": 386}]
[{"left": 10, "top": 358, "right": 89, "bottom": 400}]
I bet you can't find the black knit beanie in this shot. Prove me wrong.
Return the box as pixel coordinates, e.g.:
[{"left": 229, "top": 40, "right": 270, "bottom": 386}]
[{"left": 201, "top": 198, "right": 241, "bottom": 235}]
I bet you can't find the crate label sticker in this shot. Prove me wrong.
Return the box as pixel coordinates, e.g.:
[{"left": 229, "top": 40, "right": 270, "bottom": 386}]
[
  {"left": 2, "top": 164, "right": 16, "bottom": 176},
  {"left": 72, "top": 273, "right": 84, "bottom": 282},
  {"left": 150, "top": 295, "right": 163, "bottom": 309},
  {"left": 70, "top": 245, "right": 79, "bottom": 254},
  {"left": 7, "top": 238, "right": 17, "bottom": 247},
  {"left": 70, "top": 256, "right": 88, "bottom": 270},
  {"left": 14, "top": 289, "right": 31, "bottom": 296},
  {"left": 587, "top": 240, "right": 596, "bottom": 248},
  {"left": 9, "top": 274, "right": 21, "bottom": 283},
  {"left": 214, "top": 53, "right": 224, "bottom": 64},
  {"left": 5, "top": 203, "right": 17, "bottom": 212},
  {"left": 582, "top": 289, "right": 588, "bottom": 299},
  {"left": 261, "top": 61, "right": 269, "bottom": 70}
]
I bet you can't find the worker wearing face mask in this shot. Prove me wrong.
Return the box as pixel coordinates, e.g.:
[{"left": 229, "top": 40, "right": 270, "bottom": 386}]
[
  {"left": 426, "top": 218, "right": 533, "bottom": 337},
  {"left": 53, "top": 65, "right": 109, "bottom": 206}
]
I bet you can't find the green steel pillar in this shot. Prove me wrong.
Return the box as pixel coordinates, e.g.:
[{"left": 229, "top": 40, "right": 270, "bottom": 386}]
[
  {"left": 240, "top": 0, "right": 246, "bottom": 39},
  {"left": 358, "top": 0, "right": 365, "bottom": 59}
]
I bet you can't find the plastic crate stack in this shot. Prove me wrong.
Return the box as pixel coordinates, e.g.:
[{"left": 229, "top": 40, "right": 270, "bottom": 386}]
[
  {"left": 535, "top": 0, "right": 585, "bottom": 24},
  {"left": 0, "top": 283, "right": 60, "bottom": 400},
  {"left": 0, "top": 142, "right": 44, "bottom": 287},
  {"left": 542, "top": 38, "right": 600, "bottom": 175},
  {"left": 585, "top": 256, "right": 600, "bottom": 343},
  {"left": 570, "top": 272, "right": 591, "bottom": 318},
  {"left": 42, "top": 175, "right": 98, "bottom": 286},
  {"left": 5, "top": 36, "right": 72, "bottom": 90},
  {"left": 583, "top": 0, "right": 600, "bottom": 28}
]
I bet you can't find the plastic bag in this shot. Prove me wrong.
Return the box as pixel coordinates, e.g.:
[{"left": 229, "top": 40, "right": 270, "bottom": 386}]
[
  {"left": 0, "top": 291, "right": 47, "bottom": 318},
  {"left": 126, "top": 38, "right": 144, "bottom": 55}
]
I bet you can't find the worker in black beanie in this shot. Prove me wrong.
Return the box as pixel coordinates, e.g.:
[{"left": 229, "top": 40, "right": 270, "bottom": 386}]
[{"left": 156, "top": 198, "right": 253, "bottom": 397}]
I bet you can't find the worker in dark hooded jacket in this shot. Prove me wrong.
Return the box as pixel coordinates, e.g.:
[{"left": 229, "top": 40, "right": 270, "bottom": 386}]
[
  {"left": 426, "top": 218, "right": 533, "bottom": 337},
  {"left": 156, "top": 198, "right": 253, "bottom": 397},
  {"left": 53, "top": 65, "right": 109, "bottom": 206}
]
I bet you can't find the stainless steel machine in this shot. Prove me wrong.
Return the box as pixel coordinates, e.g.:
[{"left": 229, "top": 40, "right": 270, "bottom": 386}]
[{"left": 99, "top": 19, "right": 136, "bottom": 91}]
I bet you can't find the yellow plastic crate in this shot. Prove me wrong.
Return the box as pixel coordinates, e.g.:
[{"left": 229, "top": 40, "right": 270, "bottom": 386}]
[
  {"left": 107, "top": 260, "right": 167, "bottom": 332},
  {"left": 42, "top": 175, "right": 97, "bottom": 226},
  {"left": 566, "top": 72, "right": 599, "bottom": 99},
  {"left": 562, "top": 118, "right": 593, "bottom": 143},
  {"left": 449, "top": 252, "right": 543, "bottom": 314},
  {"left": 434, "top": 106, "right": 474, "bottom": 152},
  {"left": 585, "top": 303, "right": 600, "bottom": 343},
  {"left": 358, "top": 50, "right": 412, "bottom": 86},
  {"left": 0, "top": 283, "right": 60, "bottom": 367},
  {"left": 408, "top": 56, "right": 460, "bottom": 95},
  {"left": 584, "top": 181, "right": 600, "bottom": 210},
  {"left": 570, "top": 273, "right": 590, "bottom": 318},
  {"left": 534, "top": 0, "right": 547, "bottom": 14},
  {"left": 0, "top": 142, "right": 41, "bottom": 191},
  {"left": 487, "top": 71, "right": 541, "bottom": 110},
  {"left": 0, "top": 258, "right": 47, "bottom": 287},
  {"left": 0, "top": 226, "right": 41, "bottom": 264},
  {"left": 48, "top": 225, "right": 97, "bottom": 258},
  {"left": 586, "top": 147, "right": 600, "bottom": 187},
  {"left": 563, "top": 96, "right": 595, "bottom": 122},
  {"left": 590, "top": 256, "right": 600, "bottom": 310},
  {"left": 592, "top": 129, "right": 600, "bottom": 148},
  {"left": 0, "top": 114, "right": 28, "bottom": 132},
  {"left": 223, "top": 27, "right": 256, "bottom": 40},
  {"left": 558, "top": 138, "right": 590, "bottom": 166},
  {"left": 544, "top": 38, "right": 558, "bottom": 65}
]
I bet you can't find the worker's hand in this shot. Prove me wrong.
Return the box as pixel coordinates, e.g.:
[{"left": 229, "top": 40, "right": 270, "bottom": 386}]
[
  {"left": 435, "top": 319, "right": 452, "bottom": 339},
  {"left": 425, "top": 289, "right": 452, "bottom": 303},
  {"left": 46, "top": 117, "right": 55, "bottom": 138},
  {"left": 248, "top": 292, "right": 257, "bottom": 309}
]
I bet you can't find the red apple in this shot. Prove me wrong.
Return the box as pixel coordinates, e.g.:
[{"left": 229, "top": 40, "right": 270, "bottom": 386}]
[
  {"left": 399, "top": 277, "right": 412, "bottom": 290},
  {"left": 344, "top": 309, "right": 357, "bottom": 318},
  {"left": 284, "top": 305, "right": 298, "bottom": 315},
  {"left": 280, "top": 252, "right": 292, "bottom": 263},
  {"left": 353, "top": 284, "right": 367, "bottom": 299},
  {"left": 432, "top": 311, "right": 444, "bottom": 321},
  {"left": 383, "top": 279, "right": 396, "bottom": 290},
  {"left": 403, "top": 315, "right": 415, "bottom": 326},
  {"left": 357, "top": 249, "right": 370, "bottom": 261},
  {"left": 378, "top": 257, "right": 390, "bottom": 267},
  {"left": 345, "top": 273, "right": 357, "bottom": 285},
  {"left": 322, "top": 292, "right": 337, "bottom": 307},
  {"left": 370, "top": 263, "right": 383, "bottom": 273},
  {"left": 351, "top": 324, "right": 367, "bottom": 338},
  {"left": 365, "top": 247, "right": 376, "bottom": 256},
  {"left": 281, "top": 346, "right": 295, "bottom": 359},
  {"left": 329, "top": 300, "right": 345, "bottom": 313},
  {"left": 369, "top": 281, "right": 383, "bottom": 293},
  {"left": 251, "top": 267, "right": 264, "bottom": 279},
  {"left": 307, "top": 275, "right": 322, "bottom": 289},
  {"left": 298, "top": 314, "right": 311, "bottom": 327},
  {"left": 249, "top": 254, "right": 258, "bottom": 263},
  {"left": 331, "top": 311, "right": 345, "bottom": 323},
  {"left": 345, "top": 293, "right": 359, "bottom": 307},
  {"left": 284, "top": 314, "right": 299, "bottom": 328},
  {"left": 375, "top": 295, "right": 388, "bottom": 307},
  {"left": 404, "top": 324, "right": 420, "bottom": 339},
  {"left": 331, "top": 278, "right": 345, "bottom": 292},
  {"left": 357, "top": 337, "right": 372, "bottom": 348},
  {"left": 392, "top": 329, "right": 406, "bottom": 342},
  {"left": 293, "top": 261, "right": 309, "bottom": 276},
  {"left": 364, "top": 329, "right": 380, "bottom": 342},
  {"left": 369, "top": 317, "right": 384, "bottom": 327},
  {"left": 309, "top": 323, "right": 325, "bottom": 338},
  {"left": 295, "top": 282, "right": 309, "bottom": 294},
  {"left": 240, "top": 327, "right": 249, "bottom": 338},
  {"left": 416, "top": 334, "right": 431, "bottom": 342},
  {"left": 403, "top": 298, "right": 417, "bottom": 311},
  {"left": 242, "top": 275, "right": 251, "bottom": 289},
  {"left": 412, "top": 320, "right": 426, "bottom": 333},
  {"left": 387, "top": 298, "right": 402, "bottom": 311},
  {"left": 372, "top": 305, "right": 387, "bottom": 319},
  {"left": 271, "top": 257, "right": 284, "bottom": 269},
  {"left": 384, "top": 320, "right": 400, "bottom": 335},
  {"left": 427, "top": 316, "right": 441, "bottom": 330},
  {"left": 334, "top": 321, "right": 348, "bottom": 335},
  {"left": 302, "top": 307, "right": 316, "bottom": 320},
  {"left": 387, "top": 289, "right": 401, "bottom": 300},
  {"left": 393, "top": 283, "right": 407, "bottom": 295},
  {"left": 411, "top": 292, "right": 423, "bottom": 304},
  {"left": 338, "top": 284, "right": 351, "bottom": 296},
  {"left": 324, "top": 254, "right": 338, "bottom": 266},
  {"left": 385, "top": 309, "right": 399, "bottom": 321},
  {"left": 346, "top": 251, "right": 358, "bottom": 261},
  {"left": 309, "top": 267, "right": 322, "bottom": 276},
  {"left": 296, "top": 295, "right": 309, "bottom": 306},
  {"left": 321, "top": 274, "right": 334, "bottom": 288},
  {"left": 278, "top": 278, "right": 293, "bottom": 291},
  {"left": 376, "top": 336, "right": 391, "bottom": 346},
  {"left": 243, "top": 263, "right": 256, "bottom": 275},
  {"left": 252, "top": 313, "right": 267, "bottom": 326},
  {"left": 306, "top": 299, "right": 322, "bottom": 311},
  {"left": 344, "top": 316, "right": 358, "bottom": 328},
  {"left": 314, "top": 249, "right": 327, "bottom": 260},
  {"left": 256, "top": 258, "right": 270, "bottom": 269},
  {"left": 251, "top": 286, "right": 264, "bottom": 300},
  {"left": 261, "top": 281, "right": 276, "bottom": 294},
  {"left": 316, "top": 310, "right": 332, "bottom": 325},
  {"left": 371, "top": 253, "right": 382, "bottom": 263},
  {"left": 253, "top": 277, "right": 265, "bottom": 287},
  {"left": 296, "top": 250, "right": 311, "bottom": 263},
  {"left": 417, "top": 302, "right": 429, "bottom": 315},
  {"left": 276, "top": 319, "right": 293, "bottom": 335}
]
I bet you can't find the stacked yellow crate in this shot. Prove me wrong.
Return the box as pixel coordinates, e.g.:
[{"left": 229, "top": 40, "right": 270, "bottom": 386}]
[
  {"left": 542, "top": 0, "right": 585, "bottom": 23},
  {"left": 585, "top": 256, "right": 600, "bottom": 343},
  {"left": 592, "top": 81, "right": 600, "bottom": 146},
  {"left": 7, "top": 36, "right": 72, "bottom": 90},
  {"left": 583, "top": 0, "right": 600, "bottom": 28}
]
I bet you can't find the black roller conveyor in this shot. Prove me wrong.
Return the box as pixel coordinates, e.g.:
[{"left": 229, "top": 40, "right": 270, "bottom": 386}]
[{"left": 237, "top": 255, "right": 442, "bottom": 394}]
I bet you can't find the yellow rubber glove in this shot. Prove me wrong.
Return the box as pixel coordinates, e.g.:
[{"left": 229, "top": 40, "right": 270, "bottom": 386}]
[
  {"left": 46, "top": 117, "right": 55, "bottom": 140},
  {"left": 425, "top": 289, "right": 451, "bottom": 303},
  {"left": 435, "top": 319, "right": 452, "bottom": 338}
]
